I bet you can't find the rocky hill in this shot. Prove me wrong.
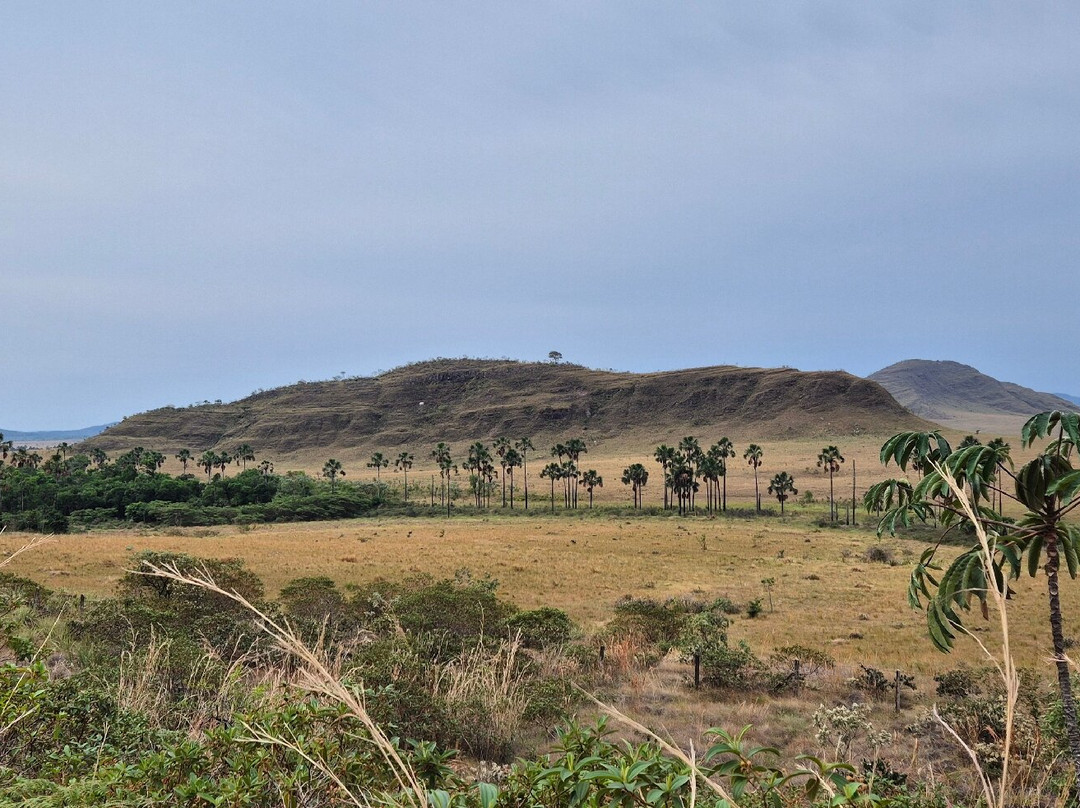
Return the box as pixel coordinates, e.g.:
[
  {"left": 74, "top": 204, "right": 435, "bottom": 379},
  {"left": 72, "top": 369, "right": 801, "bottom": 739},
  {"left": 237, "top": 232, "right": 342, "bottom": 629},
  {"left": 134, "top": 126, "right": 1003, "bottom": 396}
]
[
  {"left": 86, "top": 359, "right": 927, "bottom": 457},
  {"left": 869, "top": 359, "right": 1076, "bottom": 433}
]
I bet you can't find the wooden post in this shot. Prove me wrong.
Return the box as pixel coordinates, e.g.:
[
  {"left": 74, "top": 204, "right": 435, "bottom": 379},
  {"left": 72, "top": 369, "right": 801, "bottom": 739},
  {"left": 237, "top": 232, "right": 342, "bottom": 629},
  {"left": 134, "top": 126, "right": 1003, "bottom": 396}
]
[
  {"left": 793, "top": 658, "right": 801, "bottom": 693},
  {"left": 894, "top": 669, "right": 901, "bottom": 712},
  {"left": 852, "top": 460, "right": 857, "bottom": 526},
  {"left": 79, "top": 594, "right": 85, "bottom": 615},
  {"left": 599, "top": 644, "right": 605, "bottom": 663},
  {"left": 694, "top": 653, "right": 701, "bottom": 689}
]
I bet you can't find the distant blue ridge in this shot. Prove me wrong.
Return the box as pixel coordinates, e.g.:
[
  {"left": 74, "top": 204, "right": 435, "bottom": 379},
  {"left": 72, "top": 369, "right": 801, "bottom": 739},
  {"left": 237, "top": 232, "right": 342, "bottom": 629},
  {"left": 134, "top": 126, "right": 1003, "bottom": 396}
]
[{"left": 0, "top": 424, "right": 114, "bottom": 443}]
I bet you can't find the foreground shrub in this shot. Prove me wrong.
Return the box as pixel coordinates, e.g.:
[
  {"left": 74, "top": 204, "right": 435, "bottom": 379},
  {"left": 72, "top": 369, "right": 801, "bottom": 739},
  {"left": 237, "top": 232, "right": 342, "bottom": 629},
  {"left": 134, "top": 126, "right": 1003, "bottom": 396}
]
[{"left": 506, "top": 607, "right": 574, "bottom": 649}]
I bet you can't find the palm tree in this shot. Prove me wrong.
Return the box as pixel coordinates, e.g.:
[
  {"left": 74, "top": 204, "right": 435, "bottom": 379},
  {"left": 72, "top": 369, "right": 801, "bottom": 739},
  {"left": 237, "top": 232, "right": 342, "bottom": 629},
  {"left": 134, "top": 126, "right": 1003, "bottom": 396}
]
[
  {"left": 816, "top": 445, "right": 845, "bottom": 522},
  {"left": 503, "top": 447, "right": 522, "bottom": 508},
  {"left": 540, "top": 462, "right": 562, "bottom": 512},
  {"left": 744, "top": 444, "right": 764, "bottom": 513},
  {"left": 395, "top": 452, "right": 414, "bottom": 504},
  {"left": 621, "top": 463, "right": 649, "bottom": 509},
  {"left": 870, "top": 416, "right": 1080, "bottom": 774},
  {"left": 367, "top": 452, "right": 388, "bottom": 483},
  {"left": 699, "top": 453, "right": 722, "bottom": 513},
  {"left": 516, "top": 438, "right": 534, "bottom": 510},
  {"left": 431, "top": 443, "right": 452, "bottom": 510},
  {"left": 580, "top": 469, "right": 603, "bottom": 509},
  {"left": 714, "top": 438, "right": 735, "bottom": 511},
  {"left": 493, "top": 437, "right": 512, "bottom": 507},
  {"left": 322, "top": 458, "right": 345, "bottom": 491},
  {"left": 768, "top": 471, "right": 797, "bottom": 515},
  {"left": 986, "top": 437, "right": 1011, "bottom": 512},
  {"left": 142, "top": 450, "right": 166, "bottom": 475},
  {"left": 175, "top": 448, "right": 193, "bottom": 473},
  {"left": 677, "top": 437, "right": 702, "bottom": 511},
  {"left": 464, "top": 442, "right": 493, "bottom": 507},
  {"left": 565, "top": 438, "right": 588, "bottom": 508},
  {"left": 234, "top": 443, "right": 256, "bottom": 470},
  {"left": 258, "top": 459, "right": 275, "bottom": 476},
  {"left": 653, "top": 445, "right": 676, "bottom": 509},
  {"left": 57, "top": 442, "right": 71, "bottom": 459},
  {"left": 216, "top": 451, "right": 232, "bottom": 479},
  {"left": 88, "top": 447, "right": 108, "bottom": 468},
  {"left": 199, "top": 451, "right": 217, "bottom": 480},
  {"left": 430, "top": 443, "right": 456, "bottom": 516}
]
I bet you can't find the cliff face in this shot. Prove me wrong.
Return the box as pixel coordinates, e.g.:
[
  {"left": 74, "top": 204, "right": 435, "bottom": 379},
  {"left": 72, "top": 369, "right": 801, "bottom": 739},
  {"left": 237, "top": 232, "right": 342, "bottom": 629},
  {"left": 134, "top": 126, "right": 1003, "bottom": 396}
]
[{"left": 88, "top": 359, "right": 926, "bottom": 454}]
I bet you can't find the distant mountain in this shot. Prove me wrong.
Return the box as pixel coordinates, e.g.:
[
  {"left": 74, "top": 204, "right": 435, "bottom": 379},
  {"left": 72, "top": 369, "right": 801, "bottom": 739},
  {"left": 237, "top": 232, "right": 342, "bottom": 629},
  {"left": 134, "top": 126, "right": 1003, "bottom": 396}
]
[
  {"left": 868, "top": 360, "right": 1077, "bottom": 433},
  {"left": 85, "top": 359, "right": 927, "bottom": 457},
  {"left": 1054, "top": 392, "right": 1080, "bottom": 407},
  {"left": 0, "top": 424, "right": 114, "bottom": 445}
]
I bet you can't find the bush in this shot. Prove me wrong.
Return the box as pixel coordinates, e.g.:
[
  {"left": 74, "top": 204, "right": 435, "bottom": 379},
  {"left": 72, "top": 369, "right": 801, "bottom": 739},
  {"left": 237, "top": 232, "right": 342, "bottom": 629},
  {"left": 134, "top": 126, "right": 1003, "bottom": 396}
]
[
  {"left": 393, "top": 574, "right": 516, "bottom": 659},
  {"left": 677, "top": 607, "right": 763, "bottom": 689},
  {"left": 864, "top": 544, "right": 897, "bottom": 565},
  {"left": 507, "top": 607, "right": 574, "bottom": 649}
]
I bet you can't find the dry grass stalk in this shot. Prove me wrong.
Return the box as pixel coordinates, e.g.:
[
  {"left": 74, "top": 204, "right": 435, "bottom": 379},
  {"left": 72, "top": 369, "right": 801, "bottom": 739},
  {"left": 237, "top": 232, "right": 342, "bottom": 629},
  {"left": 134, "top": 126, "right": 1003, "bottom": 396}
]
[
  {"left": 0, "top": 533, "right": 54, "bottom": 569},
  {"left": 431, "top": 634, "right": 530, "bottom": 744},
  {"left": 115, "top": 627, "right": 172, "bottom": 720},
  {"left": 929, "top": 461, "right": 1019, "bottom": 808},
  {"left": 136, "top": 559, "right": 427, "bottom": 808}
]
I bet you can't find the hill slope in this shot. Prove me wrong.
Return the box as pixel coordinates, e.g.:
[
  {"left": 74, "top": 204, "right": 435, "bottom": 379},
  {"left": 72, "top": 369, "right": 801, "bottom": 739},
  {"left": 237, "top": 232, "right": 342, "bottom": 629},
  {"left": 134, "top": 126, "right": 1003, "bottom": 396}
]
[
  {"left": 869, "top": 360, "right": 1076, "bottom": 433},
  {"left": 87, "top": 359, "right": 927, "bottom": 457}
]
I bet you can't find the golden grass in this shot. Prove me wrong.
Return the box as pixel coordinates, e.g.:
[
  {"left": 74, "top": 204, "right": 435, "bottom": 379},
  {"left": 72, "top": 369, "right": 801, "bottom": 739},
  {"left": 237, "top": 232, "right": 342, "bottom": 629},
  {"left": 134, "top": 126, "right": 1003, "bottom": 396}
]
[{"left": 3, "top": 508, "right": 1076, "bottom": 678}]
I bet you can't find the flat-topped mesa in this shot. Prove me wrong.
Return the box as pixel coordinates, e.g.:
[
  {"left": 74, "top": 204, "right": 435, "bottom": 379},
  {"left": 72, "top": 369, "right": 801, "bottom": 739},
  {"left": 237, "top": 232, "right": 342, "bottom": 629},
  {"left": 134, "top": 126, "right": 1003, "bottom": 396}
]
[{"left": 87, "top": 358, "right": 927, "bottom": 455}]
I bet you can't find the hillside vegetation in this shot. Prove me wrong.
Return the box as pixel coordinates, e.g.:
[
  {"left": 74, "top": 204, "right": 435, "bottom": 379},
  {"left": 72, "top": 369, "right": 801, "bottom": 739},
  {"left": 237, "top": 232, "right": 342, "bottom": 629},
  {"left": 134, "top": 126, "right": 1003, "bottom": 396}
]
[
  {"left": 88, "top": 359, "right": 926, "bottom": 456},
  {"left": 870, "top": 359, "right": 1077, "bottom": 432}
]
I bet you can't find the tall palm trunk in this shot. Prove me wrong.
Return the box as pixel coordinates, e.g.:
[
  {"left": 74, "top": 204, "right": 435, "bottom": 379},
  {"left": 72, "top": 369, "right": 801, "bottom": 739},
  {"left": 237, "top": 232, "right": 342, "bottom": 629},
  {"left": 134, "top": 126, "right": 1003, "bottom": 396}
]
[{"left": 1046, "top": 532, "right": 1080, "bottom": 777}]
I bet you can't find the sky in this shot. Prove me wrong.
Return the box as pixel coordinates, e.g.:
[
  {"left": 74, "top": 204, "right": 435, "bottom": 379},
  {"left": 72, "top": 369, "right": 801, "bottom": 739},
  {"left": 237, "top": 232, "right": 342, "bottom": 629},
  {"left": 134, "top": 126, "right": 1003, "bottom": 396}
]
[{"left": 2, "top": 3, "right": 1078, "bottom": 429}]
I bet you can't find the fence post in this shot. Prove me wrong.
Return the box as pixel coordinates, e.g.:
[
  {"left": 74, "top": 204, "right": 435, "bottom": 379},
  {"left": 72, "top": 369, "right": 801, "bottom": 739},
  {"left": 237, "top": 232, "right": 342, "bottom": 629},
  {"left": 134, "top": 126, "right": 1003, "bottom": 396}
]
[
  {"left": 894, "top": 669, "right": 901, "bottom": 712},
  {"left": 694, "top": 653, "right": 701, "bottom": 689},
  {"left": 599, "top": 644, "right": 605, "bottom": 664}
]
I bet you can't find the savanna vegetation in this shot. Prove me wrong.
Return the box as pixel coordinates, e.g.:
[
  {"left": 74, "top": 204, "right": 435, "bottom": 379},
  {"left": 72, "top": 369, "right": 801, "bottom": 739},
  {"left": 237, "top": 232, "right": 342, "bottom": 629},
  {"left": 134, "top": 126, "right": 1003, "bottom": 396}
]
[{"left": 1, "top": 411, "right": 1079, "bottom": 805}]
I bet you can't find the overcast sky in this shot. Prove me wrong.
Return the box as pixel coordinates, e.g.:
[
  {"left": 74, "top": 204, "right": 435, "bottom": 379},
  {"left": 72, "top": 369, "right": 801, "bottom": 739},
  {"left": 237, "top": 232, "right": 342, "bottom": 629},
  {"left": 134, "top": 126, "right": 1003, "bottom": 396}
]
[{"left": 2, "top": 3, "right": 1077, "bottom": 429}]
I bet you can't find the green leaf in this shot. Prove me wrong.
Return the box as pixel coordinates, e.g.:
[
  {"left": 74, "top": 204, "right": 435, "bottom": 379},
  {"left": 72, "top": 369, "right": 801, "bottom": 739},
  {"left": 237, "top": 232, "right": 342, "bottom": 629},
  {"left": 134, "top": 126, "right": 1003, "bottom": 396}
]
[
  {"left": 1027, "top": 534, "right": 1044, "bottom": 578},
  {"left": 427, "top": 790, "right": 451, "bottom": 808},
  {"left": 476, "top": 782, "right": 498, "bottom": 808}
]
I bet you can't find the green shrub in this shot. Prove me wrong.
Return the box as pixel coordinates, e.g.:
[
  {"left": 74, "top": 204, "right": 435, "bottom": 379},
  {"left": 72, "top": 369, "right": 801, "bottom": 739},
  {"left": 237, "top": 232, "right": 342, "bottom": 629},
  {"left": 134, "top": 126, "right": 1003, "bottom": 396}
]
[
  {"left": 393, "top": 574, "right": 515, "bottom": 659},
  {"left": 507, "top": 607, "right": 574, "bottom": 649}
]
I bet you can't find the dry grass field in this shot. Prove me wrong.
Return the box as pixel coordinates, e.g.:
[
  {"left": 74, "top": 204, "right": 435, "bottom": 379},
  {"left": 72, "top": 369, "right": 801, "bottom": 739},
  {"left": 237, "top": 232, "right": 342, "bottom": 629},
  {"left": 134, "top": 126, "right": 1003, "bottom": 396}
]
[{"left": 3, "top": 503, "right": 1074, "bottom": 679}]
